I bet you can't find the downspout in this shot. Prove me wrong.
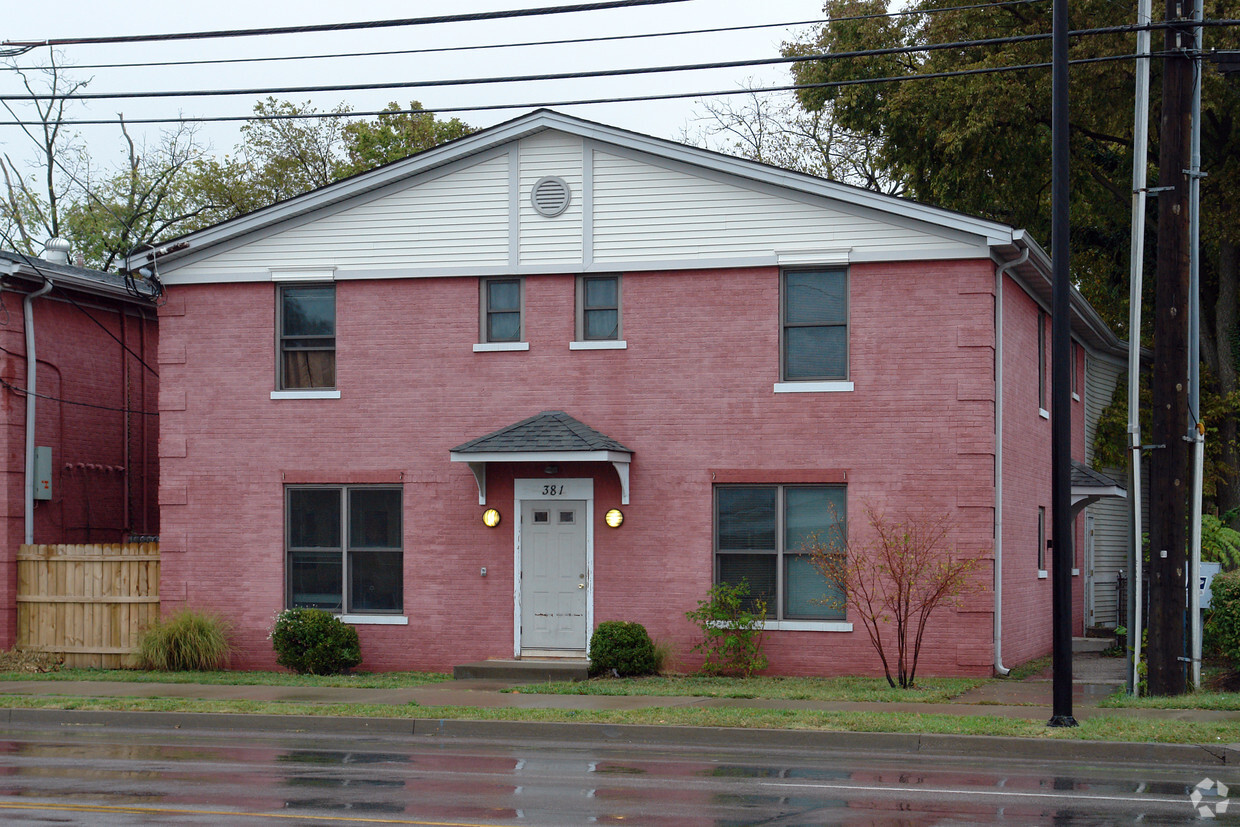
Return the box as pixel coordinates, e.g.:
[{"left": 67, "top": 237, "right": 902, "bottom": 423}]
[
  {"left": 23, "top": 277, "right": 53, "bottom": 545},
  {"left": 994, "top": 247, "right": 1029, "bottom": 676}
]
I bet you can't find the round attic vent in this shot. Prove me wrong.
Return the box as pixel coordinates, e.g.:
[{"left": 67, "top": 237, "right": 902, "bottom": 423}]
[{"left": 531, "top": 176, "right": 571, "bottom": 217}]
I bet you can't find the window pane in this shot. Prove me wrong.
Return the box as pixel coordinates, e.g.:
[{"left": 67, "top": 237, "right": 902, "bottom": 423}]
[
  {"left": 488, "top": 280, "right": 520, "bottom": 311},
  {"left": 785, "top": 487, "right": 846, "bottom": 553},
  {"left": 349, "top": 551, "right": 402, "bottom": 612},
  {"left": 290, "top": 551, "right": 342, "bottom": 610},
  {"left": 785, "top": 271, "right": 845, "bottom": 325},
  {"left": 718, "top": 554, "right": 776, "bottom": 616},
  {"left": 784, "top": 326, "right": 847, "bottom": 380},
  {"left": 282, "top": 286, "right": 335, "bottom": 336},
  {"left": 584, "top": 309, "right": 618, "bottom": 340},
  {"left": 349, "top": 489, "right": 401, "bottom": 549},
  {"left": 584, "top": 277, "right": 617, "bottom": 308},
  {"left": 488, "top": 311, "right": 521, "bottom": 342},
  {"left": 282, "top": 350, "right": 336, "bottom": 389},
  {"left": 785, "top": 554, "right": 845, "bottom": 619},
  {"left": 717, "top": 487, "right": 776, "bottom": 550},
  {"left": 288, "top": 489, "right": 341, "bottom": 548}
]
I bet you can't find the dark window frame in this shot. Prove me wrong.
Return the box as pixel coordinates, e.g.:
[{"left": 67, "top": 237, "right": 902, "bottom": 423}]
[
  {"left": 576, "top": 274, "right": 622, "bottom": 341},
  {"left": 1037, "top": 506, "right": 1047, "bottom": 572},
  {"left": 781, "top": 268, "right": 849, "bottom": 382},
  {"left": 713, "top": 484, "right": 847, "bottom": 622},
  {"left": 480, "top": 277, "right": 524, "bottom": 343},
  {"left": 285, "top": 485, "right": 403, "bottom": 614},
  {"left": 277, "top": 283, "right": 336, "bottom": 390},
  {"left": 1038, "top": 308, "right": 1048, "bottom": 411}
]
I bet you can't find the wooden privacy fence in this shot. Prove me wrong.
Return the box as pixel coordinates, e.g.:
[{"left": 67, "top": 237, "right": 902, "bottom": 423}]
[{"left": 16, "top": 543, "right": 159, "bottom": 668}]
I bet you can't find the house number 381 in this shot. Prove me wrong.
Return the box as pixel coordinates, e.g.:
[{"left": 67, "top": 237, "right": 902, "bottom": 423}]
[{"left": 541, "top": 485, "right": 565, "bottom": 496}]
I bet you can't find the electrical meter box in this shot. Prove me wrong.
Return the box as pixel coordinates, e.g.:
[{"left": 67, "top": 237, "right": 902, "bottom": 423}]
[{"left": 34, "top": 446, "right": 52, "bottom": 501}]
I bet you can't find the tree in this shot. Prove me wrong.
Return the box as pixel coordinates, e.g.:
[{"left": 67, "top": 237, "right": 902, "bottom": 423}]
[
  {"left": 337, "top": 101, "right": 474, "bottom": 179},
  {"left": 808, "top": 509, "right": 983, "bottom": 688}
]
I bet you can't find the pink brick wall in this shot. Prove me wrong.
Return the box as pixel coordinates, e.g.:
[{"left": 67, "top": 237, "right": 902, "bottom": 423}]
[
  {"left": 0, "top": 283, "right": 158, "bottom": 647},
  {"left": 159, "top": 259, "right": 1078, "bottom": 676}
]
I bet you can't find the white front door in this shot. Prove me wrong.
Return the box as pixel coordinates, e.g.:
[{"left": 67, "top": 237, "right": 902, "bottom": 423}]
[{"left": 521, "top": 500, "right": 588, "bottom": 651}]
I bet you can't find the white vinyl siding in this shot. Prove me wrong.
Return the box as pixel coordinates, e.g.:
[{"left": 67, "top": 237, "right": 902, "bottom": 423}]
[
  {"left": 519, "top": 132, "right": 584, "bottom": 265},
  {"left": 186, "top": 154, "right": 511, "bottom": 277},
  {"left": 590, "top": 150, "right": 973, "bottom": 263},
  {"left": 1084, "top": 352, "right": 1128, "bottom": 627}
]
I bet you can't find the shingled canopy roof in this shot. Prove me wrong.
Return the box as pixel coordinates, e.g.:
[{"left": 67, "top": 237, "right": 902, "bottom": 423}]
[
  {"left": 450, "top": 411, "right": 632, "bottom": 505},
  {"left": 1070, "top": 460, "right": 1126, "bottom": 517}
]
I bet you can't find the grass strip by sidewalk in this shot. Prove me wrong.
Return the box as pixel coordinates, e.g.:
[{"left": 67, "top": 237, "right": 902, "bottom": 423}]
[
  {"left": 507, "top": 676, "right": 986, "bottom": 703},
  {"left": 0, "top": 693, "right": 1236, "bottom": 745},
  {"left": 1100, "top": 691, "right": 1240, "bottom": 711},
  {"left": 0, "top": 669, "right": 451, "bottom": 689}
]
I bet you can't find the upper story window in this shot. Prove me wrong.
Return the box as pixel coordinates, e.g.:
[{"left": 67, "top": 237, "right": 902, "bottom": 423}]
[
  {"left": 278, "top": 284, "right": 335, "bottom": 390},
  {"left": 578, "top": 275, "right": 620, "bottom": 341},
  {"left": 714, "top": 484, "right": 846, "bottom": 621},
  {"left": 481, "top": 277, "right": 523, "bottom": 343},
  {"left": 782, "top": 269, "right": 848, "bottom": 381},
  {"left": 1038, "top": 308, "right": 1048, "bottom": 413}
]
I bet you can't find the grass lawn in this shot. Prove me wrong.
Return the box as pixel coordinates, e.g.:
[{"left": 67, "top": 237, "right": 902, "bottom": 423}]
[
  {"left": 507, "top": 675, "right": 987, "bottom": 703},
  {"left": 0, "top": 669, "right": 452, "bottom": 689}
]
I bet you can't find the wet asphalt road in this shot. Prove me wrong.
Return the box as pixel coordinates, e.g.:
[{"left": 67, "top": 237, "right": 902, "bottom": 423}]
[{"left": 0, "top": 722, "right": 1232, "bottom": 825}]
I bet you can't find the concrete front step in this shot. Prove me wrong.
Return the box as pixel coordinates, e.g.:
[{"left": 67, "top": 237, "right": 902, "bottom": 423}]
[
  {"left": 1073, "top": 636, "right": 1116, "bottom": 654},
  {"left": 453, "top": 658, "right": 589, "bottom": 682}
]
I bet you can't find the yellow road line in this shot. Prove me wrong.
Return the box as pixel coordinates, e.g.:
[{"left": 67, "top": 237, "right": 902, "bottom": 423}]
[{"left": 0, "top": 800, "right": 495, "bottom": 825}]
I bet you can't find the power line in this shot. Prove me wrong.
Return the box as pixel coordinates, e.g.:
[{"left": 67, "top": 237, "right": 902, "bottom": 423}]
[
  {"left": 1, "top": 0, "right": 694, "bottom": 49},
  {"left": 5, "top": 0, "right": 1053, "bottom": 73},
  {"left": 0, "top": 23, "right": 1175, "bottom": 104},
  {"left": 0, "top": 53, "right": 1150, "bottom": 127},
  {"left": 0, "top": 378, "right": 158, "bottom": 416}
]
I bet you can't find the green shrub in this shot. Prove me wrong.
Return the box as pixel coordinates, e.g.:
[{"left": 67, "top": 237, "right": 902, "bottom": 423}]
[
  {"left": 685, "top": 581, "right": 768, "bottom": 677},
  {"left": 589, "top": 621, "right": 657, "bottom": 677},
  {"left": 270, "top": 609, "right": 362, "bottom": 675},
  {"left": 1206, "top": 570, "right": 1240, "bottom": 669},
  {"left": 137, "top": 609, "right": 232, "bottom": 671}
]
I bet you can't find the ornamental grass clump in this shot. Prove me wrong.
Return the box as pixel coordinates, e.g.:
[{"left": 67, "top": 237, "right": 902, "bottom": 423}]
[
  {"left": 589, "top": 621, "right": 658, "bottom": 677},
  {"left": 137, "top": 609, "right": 233, "bottom": 671},
  {"left": 270, "top": 609, "right": 362, "bottom": 675}
]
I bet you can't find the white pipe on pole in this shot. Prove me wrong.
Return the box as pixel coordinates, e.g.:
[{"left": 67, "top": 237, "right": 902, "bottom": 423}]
[
  {"left": 1127, "top": 0, "right": 1153, "bottom": 696},
  {"left": 1187, "top": 0, "right": 1204, "bottom": 691}
]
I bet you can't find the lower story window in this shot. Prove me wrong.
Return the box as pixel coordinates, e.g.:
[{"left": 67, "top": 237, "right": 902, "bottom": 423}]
[
  {"left": 286, "top": 485, "right": 403, "bottom": 613},
  {"left": 714, "top": 484, "right": 846, "bottom": 621}
]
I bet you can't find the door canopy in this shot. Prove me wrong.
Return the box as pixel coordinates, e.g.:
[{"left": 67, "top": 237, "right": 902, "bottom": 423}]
[{"left": 449, "top": 410, "right": 633, "bottom": 505}]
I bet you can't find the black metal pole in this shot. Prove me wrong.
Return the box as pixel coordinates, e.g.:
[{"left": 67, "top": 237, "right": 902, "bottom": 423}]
[{"left": 1048, "top": 0, "right": 1077, "bottom": 728}]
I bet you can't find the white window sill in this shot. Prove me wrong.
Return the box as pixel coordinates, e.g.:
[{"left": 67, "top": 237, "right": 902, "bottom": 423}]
[
  {"left": 569, "top": 340, "right": 627, "bottom": 350},
  {"left": 1072, "top": 568, "right": 1080, "bottom": 576},
  {"left": 1038, "top": 570, "right": 1048, "bottom": 579},
  {"left": 774, "top": 381, "right": 854, "bottom": 394},
  {"left": 271, "top": 390, "right": 341, "bottom": 400},
  {"left": 1072, "top": 393, "right": 1081, "bottom": 402},
  {"left": 341, "top": 614, "right": 409, "bottom": 625},
  {"left": 473, "top": 342, "right": 529, "bottom": 352},
  {"left": 1039, "top": 408, "right": 1050, "bottom": 419},
  {"left": 761, "top": 620, "right": 853, "bottom": 632}
]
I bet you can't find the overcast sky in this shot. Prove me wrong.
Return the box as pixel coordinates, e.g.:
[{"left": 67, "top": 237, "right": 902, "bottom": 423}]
[{"left": 1, "top": 0, "right": 827, "bottom": 172}]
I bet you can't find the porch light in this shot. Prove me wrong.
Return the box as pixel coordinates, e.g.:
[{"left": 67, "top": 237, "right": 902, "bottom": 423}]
[
  {"left": 604, "top": 508, "right": 624, "bottom": 528},
  {"left": 482, "top": 508, "right": 502, "bottom": 527}
]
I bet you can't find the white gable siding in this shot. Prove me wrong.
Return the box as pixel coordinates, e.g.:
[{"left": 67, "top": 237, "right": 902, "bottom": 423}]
[
  {"left": 183, "top": 154, "right": 512, "bottom": 277},
  {"left": 590, "top": 150, "right": 974, "bottom": 264},
  {"left": 1084, "top": 352, "right": 1128, "bottom": 627},
  {"left": 518, "top": 132, "right": 584, "bottom": 265}
]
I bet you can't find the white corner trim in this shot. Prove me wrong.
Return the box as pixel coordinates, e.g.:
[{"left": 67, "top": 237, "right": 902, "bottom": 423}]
[
  {"left": 1039, "top": 408, "right": 1050, "bottom": 419},
  {"left": 270, "top": 390, "right": 341, "bottom": 400},
  {"left": 474, "top": 342, "right": 530, "bottom": 352},
  {"left": 1038, "top": 570, "right": 1049, "bottom": 579},
  {"left": 569, "top": 340, "right": 627, "bottom": 350},
  {"left": 270, "top": 268, "right": 336, "bottom": 282},
  {"left": 774, "top": 381, "right": 855, "bottom": 394},
  {"left": 761, "top": 620, "right": 853, "bottom": 632},
  {"left": 341, "top": 614, "right": 409, "bottom": 625}
]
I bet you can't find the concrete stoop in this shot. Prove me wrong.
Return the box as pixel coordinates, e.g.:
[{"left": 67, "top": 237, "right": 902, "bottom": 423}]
[
  {"left": 453, "top": 658, "right": 589, "bottom": 682},
  {"left": 1073, "top": 636, "right": 1117, "bottom": 654}
]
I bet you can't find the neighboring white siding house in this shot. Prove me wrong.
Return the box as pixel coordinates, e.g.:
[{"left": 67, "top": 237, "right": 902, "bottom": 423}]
[{"left": 1084, "top": 352, "right": 1128, "bottom": 627}]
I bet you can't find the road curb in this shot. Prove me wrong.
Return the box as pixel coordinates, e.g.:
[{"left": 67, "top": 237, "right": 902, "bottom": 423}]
[{"left": 2, "top": 707, "right": 1235, "bottom": 766}]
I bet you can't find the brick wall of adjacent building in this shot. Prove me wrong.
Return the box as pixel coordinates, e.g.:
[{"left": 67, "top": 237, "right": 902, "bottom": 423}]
[{"left": 157, "top": 259, "right": 1078, "bottom": 675}]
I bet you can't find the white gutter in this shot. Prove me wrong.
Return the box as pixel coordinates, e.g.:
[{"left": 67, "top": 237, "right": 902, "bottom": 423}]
[
  {"left": 994, "top": 247, "right": 1029, "bottom": 676},
  {"left": 23, "top": 277, "right": 53, "bottom": 545}
]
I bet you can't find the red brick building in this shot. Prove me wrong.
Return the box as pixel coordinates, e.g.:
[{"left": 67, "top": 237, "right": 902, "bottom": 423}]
[
  {"left": 128, "top": 110, "right": 1127, "bottom": 675},
  {"left": 0, "top": 247, "right": 159, "bottom": 647}
]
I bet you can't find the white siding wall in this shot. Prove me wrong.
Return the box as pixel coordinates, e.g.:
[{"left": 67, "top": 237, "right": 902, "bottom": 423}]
[
  {"left": 518, "top": 132, "right": 584, "bottom": 265},
  {"left": 590, "top": 151, "right": 971, "bottom": 263},
  {"left": 1085, "top": 352, "right": 1128, "bottom": 627},
  {"left": 187, "top": 154, "right": 512, "bottom": 276}
]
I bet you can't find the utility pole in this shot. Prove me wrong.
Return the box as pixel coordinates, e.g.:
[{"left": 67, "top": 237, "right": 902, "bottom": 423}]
[{"left": 1147, "top": 0, "right": 1194, "bottom": 697}]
